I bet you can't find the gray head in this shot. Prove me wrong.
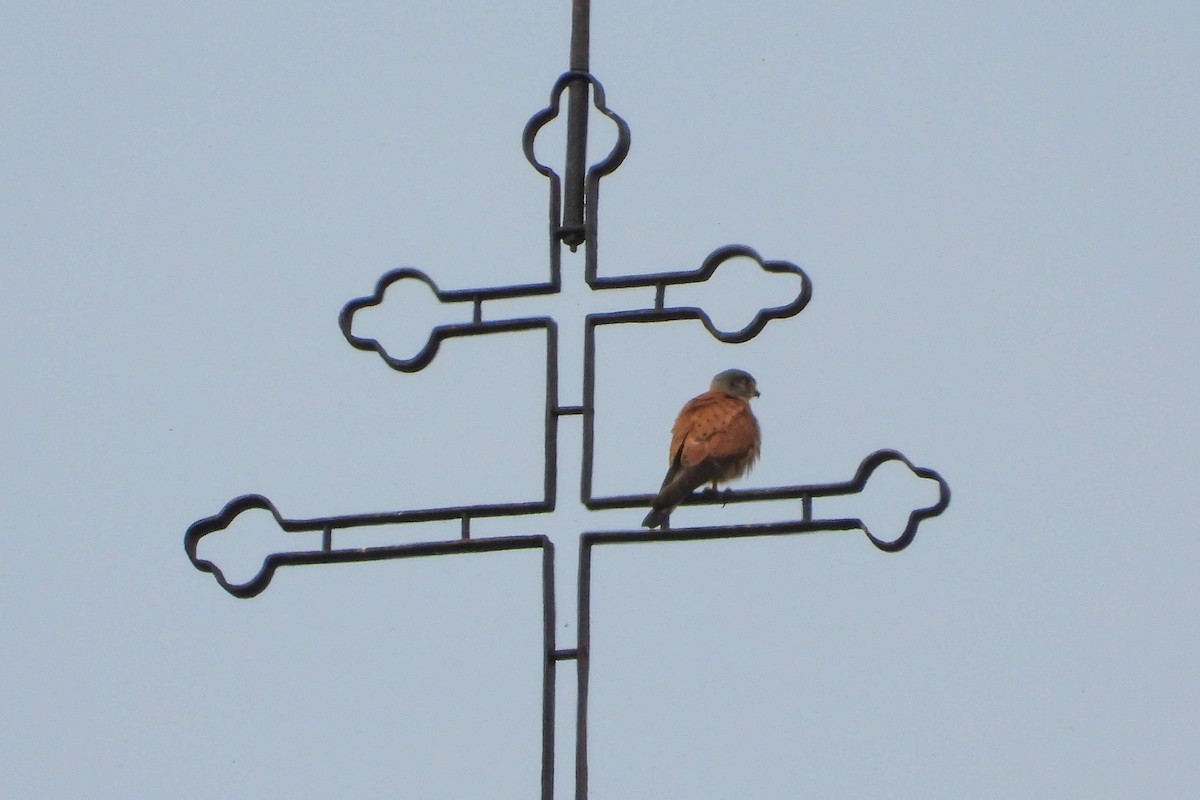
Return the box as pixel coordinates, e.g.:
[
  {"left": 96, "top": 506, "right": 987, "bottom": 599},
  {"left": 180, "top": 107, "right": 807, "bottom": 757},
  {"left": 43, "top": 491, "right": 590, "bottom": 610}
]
[{"left": 711, "top": 369, "right": 760, "bottom": 399}]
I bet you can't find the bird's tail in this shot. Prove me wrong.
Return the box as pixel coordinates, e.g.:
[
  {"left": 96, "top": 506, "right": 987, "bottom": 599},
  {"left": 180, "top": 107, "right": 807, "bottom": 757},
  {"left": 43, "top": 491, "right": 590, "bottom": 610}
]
[
  {"left": 642, "top": 464, "right": 718, "bottom": 529},
  {"left": 641, "top": 506, "right": 669, "bottom": 529}
]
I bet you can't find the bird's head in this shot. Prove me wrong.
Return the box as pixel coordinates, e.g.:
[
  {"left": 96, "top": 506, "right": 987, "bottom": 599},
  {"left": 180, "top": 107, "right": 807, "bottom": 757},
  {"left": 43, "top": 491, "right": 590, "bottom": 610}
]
[{"left": 711, "top": 369, "right": 760, "bottom": 400}]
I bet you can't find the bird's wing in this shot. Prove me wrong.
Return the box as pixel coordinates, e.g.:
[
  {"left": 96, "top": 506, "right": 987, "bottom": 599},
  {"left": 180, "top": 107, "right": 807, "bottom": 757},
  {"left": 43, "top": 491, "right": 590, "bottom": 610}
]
[
  {"left": 670, "top": 391, "right": 756, "bottom": 468},
  {"left": 703, "top": 403, "right": 760, "bottom": 464}
]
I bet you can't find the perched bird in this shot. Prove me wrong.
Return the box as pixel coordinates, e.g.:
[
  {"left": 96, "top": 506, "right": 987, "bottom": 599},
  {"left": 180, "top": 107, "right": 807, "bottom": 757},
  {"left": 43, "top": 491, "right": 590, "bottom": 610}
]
[{"left": 642, "top": 369, "right": 761, "bottom": 529}]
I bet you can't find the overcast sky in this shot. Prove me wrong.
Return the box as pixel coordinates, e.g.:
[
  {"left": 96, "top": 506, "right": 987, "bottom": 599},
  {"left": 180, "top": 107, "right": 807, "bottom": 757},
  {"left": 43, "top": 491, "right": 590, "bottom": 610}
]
[{"left": 4, "top": 2, "right": 1198, "bottom": 798}]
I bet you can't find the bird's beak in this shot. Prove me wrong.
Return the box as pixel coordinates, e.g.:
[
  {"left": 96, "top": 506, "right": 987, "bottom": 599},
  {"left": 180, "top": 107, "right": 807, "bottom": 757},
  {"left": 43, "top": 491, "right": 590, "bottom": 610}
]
[{"left": 753, "top": 388, "right": 761, "bottom": 397}]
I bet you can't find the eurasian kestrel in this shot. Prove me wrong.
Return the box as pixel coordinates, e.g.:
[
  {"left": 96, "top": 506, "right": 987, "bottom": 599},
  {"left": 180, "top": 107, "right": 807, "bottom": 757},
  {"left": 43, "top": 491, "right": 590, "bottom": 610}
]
[{"left": 642, "top": 369, "right": 761, "bottom": 529}]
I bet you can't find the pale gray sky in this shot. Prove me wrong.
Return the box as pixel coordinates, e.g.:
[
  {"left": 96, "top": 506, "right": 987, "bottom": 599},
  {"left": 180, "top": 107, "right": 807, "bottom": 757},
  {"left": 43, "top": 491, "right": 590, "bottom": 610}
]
[{"left": 3, "top": 2, "right": 1198, "bottom": 798}]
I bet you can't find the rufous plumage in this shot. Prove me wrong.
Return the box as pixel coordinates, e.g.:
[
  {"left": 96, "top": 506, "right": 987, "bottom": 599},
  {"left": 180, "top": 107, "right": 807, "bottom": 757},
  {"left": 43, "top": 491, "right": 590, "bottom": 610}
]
[{"left": 642, "top": 369, "right": 761, "bottom": 529}]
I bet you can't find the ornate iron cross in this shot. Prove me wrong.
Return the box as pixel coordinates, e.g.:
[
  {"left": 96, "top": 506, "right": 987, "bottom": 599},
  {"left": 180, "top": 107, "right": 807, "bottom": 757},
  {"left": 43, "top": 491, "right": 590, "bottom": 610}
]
[{"left": 185, "top": 4, "right": 950, "bottom": 798}]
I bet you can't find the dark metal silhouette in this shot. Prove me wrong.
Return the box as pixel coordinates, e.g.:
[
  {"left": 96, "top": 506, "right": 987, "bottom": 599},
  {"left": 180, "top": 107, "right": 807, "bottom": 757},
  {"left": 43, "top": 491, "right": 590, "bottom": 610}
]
[{"left": 185, "top": 2, "right": 950, "bottom": 797}]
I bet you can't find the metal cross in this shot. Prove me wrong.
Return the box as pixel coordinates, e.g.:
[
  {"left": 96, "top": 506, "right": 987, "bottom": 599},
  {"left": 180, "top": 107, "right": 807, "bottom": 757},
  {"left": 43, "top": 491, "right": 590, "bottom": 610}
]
[{"left": 185, "top": 3, "right": 950, "bottom": 797}]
